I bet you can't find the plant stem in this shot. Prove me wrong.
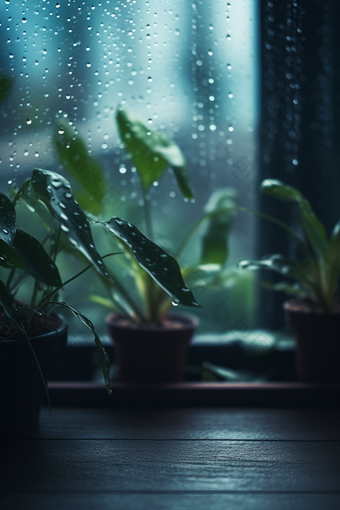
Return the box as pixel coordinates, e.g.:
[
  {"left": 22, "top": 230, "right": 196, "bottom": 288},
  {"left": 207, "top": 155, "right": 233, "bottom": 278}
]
[{"left": 23, "top": 331, "right": 51, "bottom": 413}]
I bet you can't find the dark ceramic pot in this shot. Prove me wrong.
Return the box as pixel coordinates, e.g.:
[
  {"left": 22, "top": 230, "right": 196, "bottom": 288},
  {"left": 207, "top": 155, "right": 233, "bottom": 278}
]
[
  {"left": 106, "top": 313, "right": 198, "bottom": 383},
  {"left": 0, "top": 315, "right": 68, "bottom": 435},
  {"left": 284, "top": 300, "right": 340, "bottom": 383}
]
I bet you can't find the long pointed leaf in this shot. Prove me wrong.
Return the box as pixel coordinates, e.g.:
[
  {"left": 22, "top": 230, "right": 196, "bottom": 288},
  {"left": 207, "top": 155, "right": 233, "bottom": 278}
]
[
  {"left": 116, "top": 108, "right": 193, "bottom": 199},
  {"left": 97, "top": 217, "right": 201, "bottom": 308},
  {"left": 53, "top": 120, "right": 108, "bottom": 215},
  {"left": 261, "top": 179, "right": 327, "bottom": 254},
  {"left": 31, "top": 169, "right": 110, "bottom": 280},
  {"left": 13, "top": 229, "right": 62, "bottom": 289}
]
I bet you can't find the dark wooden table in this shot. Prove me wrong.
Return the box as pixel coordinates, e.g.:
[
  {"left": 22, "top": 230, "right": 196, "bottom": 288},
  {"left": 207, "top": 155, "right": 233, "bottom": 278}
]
[{"left": 1, "top": 405, "right": 340, "bottom": 510}]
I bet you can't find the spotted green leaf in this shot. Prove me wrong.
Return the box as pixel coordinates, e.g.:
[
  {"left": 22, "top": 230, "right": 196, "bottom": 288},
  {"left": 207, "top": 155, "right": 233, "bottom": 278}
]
[
  {"left": 116, "top": 108, "right": 193, "bottom": 199},
  {"left": 31, "top": 169, "right": 110, "bottom": 280},
  {"left": 13, "top": 229, "right": 62, "bottom": 289},
  {"left": 97, "top": 217, "right": 201, "bottom": 308},
  {"left": 0, "top": 193, "right": 61, "bottom": 288}
]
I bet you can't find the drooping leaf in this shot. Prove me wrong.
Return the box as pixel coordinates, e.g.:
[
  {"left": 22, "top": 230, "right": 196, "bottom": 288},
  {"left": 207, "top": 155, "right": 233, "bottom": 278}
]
[
  {"left": 0, "top": 75, "right": 13, "bottom": 104},
  {"left": 48, "top": 301, "right": 112, "bottom": 395},
  {"left": 97, "top": 217, "right": 201, "bottom": 308},
  {"left": 200, "top": 188, "right": 237, "bottom": 265},
  {"left": 116, "top": 108, "right": 193, "bottom": 199},
  {"left": 261, "top": 180, "right": 327, "bottom": 255},
  {"left": 53, "top": 120, "right": 108, "bottom": 215},
  {"left": 31, "top": 169, "right": 110, "bottom": 280},
  {"left": 13, "top": 229, "right": 62, "bottom": 289},
  {"left": 0, "top": 280, "right": 24, "bottom": 331},
  {"left": 0, "top": 193, "right": 17, "bottom": 245}
]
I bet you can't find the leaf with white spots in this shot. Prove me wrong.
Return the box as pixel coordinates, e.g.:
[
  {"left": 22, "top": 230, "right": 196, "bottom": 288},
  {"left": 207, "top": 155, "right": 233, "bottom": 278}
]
[{"left": 97, "top": 217, "right": 201, "bottom": 308}]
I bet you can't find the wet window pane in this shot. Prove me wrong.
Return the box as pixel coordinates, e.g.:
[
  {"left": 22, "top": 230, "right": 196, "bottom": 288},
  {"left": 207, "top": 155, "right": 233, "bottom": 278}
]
[{"left": 0, "top": 1, "right": 258, "bottom": 334}]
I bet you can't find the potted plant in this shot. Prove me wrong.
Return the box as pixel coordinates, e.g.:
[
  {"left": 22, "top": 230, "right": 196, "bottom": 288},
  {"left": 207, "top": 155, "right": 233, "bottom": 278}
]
[
  {"left": 52, "top": 108, "right": 237, "bottom": 383},
  {"left": 0, "top": 167, "right": 115, "bottom": 434},
  {"left": 239, "top": 179, "right": 340, "bottom": 383}
]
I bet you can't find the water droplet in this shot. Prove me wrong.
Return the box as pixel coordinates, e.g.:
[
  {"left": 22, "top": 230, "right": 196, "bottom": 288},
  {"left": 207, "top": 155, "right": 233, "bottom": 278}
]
[
  {"left": 58, "top": 128, "right": 64, "bottom": 135},
  {"left": 61, "top": 224, "right": 70, "bottom": 233},
  {"left": 119, "top": 165, "right": 127, "bottom": 174},
  {"left": 172, "top": 301, "right": 179, "bottom": 307},
  {"left": 228, "top": 92, "right": 233, "bottom": 98},
  {"left": 60, "top": 212, "right": 68, "bottom": 221},
  {"left": 59, "top": 201, "right": 66, "bottom": 209},
  {"left": 22, "top": 18, "right": 27, "bottom": 24},
  {"left": 64, "top": 192, "right": 73, "bottom": 199},
  {"left": 52, "top": 179, "right": 62, "bottom": 189},
  {"left": 26, "top": 118, "right": 32, "bottom": 125},
  {"left": 226, "top": 34, "right": 231, "bottom": 41},
  {"left": 86, "top": 62, "right": 91, "bottom": 68}
]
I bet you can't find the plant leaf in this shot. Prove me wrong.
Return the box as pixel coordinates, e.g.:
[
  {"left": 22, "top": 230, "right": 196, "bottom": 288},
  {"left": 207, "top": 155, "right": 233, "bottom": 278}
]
[
  {"left": 53, "top": 120, "right": 108, "bottom": 215},
  {"left": 49, "top": 301, "right": 112, "bottom": 395},
  {"left": 238, "top": 254, "right": 304, "bottom": 281},
  {"left": 97, "top": 217, "right": 201, "bottom": 307},
  {"left": 183, "top": 265, "right": 237, "bottom": 290},
  {"left": 200, "top": 188, "right": 237, "bottom": 265},
  {"left": 261, "top": 179, "right": 327, "bottom": 254},
  {"left": 0, "top": 74, "right": 13, "bottom": 104},
  {"left": 13, "top": 229, "right": 62, "bottom": 289},
  {"left": 0, "top": 280, "right": 25, "bottom": 331},
  {"left": 31, "top": 169, "right": 110, "bottom": 280},
  {"left": 0, "top": 240, "right": 24, "bottom": 269},
  {"left": 116, "top": 108, "right": 193, "bottom": 199},
  {"left": 0, "top": 193, "right": 17, "bottom": 245}
]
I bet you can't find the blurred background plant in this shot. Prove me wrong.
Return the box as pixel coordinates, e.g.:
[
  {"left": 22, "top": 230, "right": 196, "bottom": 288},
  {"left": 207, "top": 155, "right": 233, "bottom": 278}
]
[{"left": 53, "top": 108, "right": 240, "bottom": 325}]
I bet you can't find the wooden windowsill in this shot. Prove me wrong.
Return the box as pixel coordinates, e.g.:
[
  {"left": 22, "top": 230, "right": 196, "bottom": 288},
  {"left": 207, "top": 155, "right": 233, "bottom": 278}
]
[{"left": 47, "top": 381, "right": 340, "bottom": 407}]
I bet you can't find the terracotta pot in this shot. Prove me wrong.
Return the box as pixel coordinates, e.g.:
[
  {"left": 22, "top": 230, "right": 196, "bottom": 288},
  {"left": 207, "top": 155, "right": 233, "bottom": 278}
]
[
  {"left": 106, "top": 313, "right": 198, "bottom": 383},
  {"left": 284, "top": 300, "right": 340, "bottom": 383},
  {"left": 0, "top": 315, "right": 68, "bottom": 435}
]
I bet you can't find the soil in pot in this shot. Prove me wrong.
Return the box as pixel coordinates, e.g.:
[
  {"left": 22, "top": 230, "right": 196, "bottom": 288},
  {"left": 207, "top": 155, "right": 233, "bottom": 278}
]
[
  {"left": 0, "top": 313, "right": 68, "bottom": 436},
  {"left": 107, "top": 313, "right": 198, "bottom": 383},
  {"left": 284, "top": 299, "right": 340, "bottom": 383}
]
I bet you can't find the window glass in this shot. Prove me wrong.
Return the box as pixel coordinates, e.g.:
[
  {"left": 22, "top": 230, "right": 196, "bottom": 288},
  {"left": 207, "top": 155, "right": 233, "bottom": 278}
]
[{"left": 0, "top": 0, "right": 258, "bottom": 336}]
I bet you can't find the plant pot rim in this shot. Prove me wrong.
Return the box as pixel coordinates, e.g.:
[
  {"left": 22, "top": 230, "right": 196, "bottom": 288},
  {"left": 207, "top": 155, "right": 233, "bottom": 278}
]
[
  {"left": 0, "top": 313, "right": 68, "bottom": 345},
  {"left": 283, "top": 298, "right": 340, "bottom": 316},
  {"left": 106, "top": 312, "right": 199, "bottom": 332}
]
